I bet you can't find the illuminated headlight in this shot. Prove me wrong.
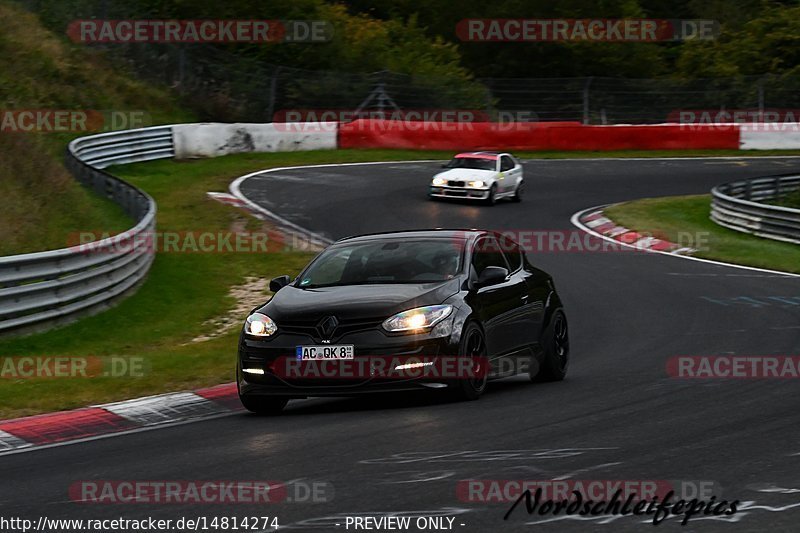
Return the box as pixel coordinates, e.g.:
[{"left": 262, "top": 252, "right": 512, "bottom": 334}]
[
  {"left": 382, "top": 305, "right": 453, "bottom": 333},
  {"left": 245, "top": 312, "right": 277, "bottom": 337},
  {"left": 468, "top": 180, "right": 486, "bottom": 188},
  {"left": 432, "top": 177, "right": 447, "bottom": 186}
]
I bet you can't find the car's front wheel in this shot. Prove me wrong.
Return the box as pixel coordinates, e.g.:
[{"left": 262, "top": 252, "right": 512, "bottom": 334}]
[
  {"left": 532, "top": 310, "right": 569, "bottom": 382},
  {"left": 485, "top": 184, "right": 497, "bottom": 206},
  {"left": 240, "top": 395, "right": 289, "bottom": 415},
  {"left": 237, "top": 362, "right": 289, "bottom": 414},
  {"left": 452, "top": 322, "right": 489, "bottom": 400}
]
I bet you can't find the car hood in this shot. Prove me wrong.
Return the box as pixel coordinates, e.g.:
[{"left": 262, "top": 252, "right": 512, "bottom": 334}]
[
  {"left": 260, "top": 278, "right": 461, "bottom": 322},
  {"left": 435, "top": 168, "right": 496, "bottom": 181}
]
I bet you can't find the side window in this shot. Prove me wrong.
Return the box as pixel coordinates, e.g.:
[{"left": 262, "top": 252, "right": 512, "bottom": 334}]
[
  {"left": 500, "top": 156, "right": 514, "bottom": 171},
  {"left": 498, "top": 236, "right": 522, "bottom": 272},
  {"left": 471, "top": 237, "right": 509, "bottom": 277}
]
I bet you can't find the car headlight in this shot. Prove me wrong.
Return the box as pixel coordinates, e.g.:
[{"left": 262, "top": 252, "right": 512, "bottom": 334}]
[
  {"left": 382, "top": 305, "right": 453, "bottom": 333},
  {"left": 245, "top": 312, "right": 277, "bottom": 337},
  {"left": 468, "top": 180, "right": 485, "bottom": 188},
  {"left": 432, "top": 177, "right": 447, "bottom": 186}
]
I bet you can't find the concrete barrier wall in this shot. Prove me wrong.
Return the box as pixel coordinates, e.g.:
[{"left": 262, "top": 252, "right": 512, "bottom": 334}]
[
  {"left": 740, "top": 123, "right": 800, "bottom": 150},
  {"left": 337, "top": 120, "right": 742, "bottom": 151},
  {"left": 173, "top": 122, "right": 337, "bottom": 159},
  {"left": 174, "top": 120, "right": 800, "bottom": 157}
]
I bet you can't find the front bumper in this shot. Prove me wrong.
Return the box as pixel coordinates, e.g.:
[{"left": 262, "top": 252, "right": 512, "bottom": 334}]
[
  {"left": 429, "top": 186, "right": 490, "bottom": 200},
  {"left": 238, "top": 328, "right": 460, "bottom": 397}
]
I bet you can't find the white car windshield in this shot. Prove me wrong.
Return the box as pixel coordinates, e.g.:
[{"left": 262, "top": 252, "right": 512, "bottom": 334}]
[{"left": 444, "top": 158, "right": 496, "bottom": 171}]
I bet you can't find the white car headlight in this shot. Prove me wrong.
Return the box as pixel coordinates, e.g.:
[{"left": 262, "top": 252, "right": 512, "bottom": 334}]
[
  {"left": 432, "top": 177, "right": 447, "bottom": 186},
  {"left": 468, "top": 180, "right": 485, "bottom": 188},
  {"left": 245, "top": 312, "right": 277, "bottom": 337},
  {"left": 382, "top": 305, "right": 453, "bottom": 333}
]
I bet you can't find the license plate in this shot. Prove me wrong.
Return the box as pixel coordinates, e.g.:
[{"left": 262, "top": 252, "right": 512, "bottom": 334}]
[{"left": 296, "top": 345, "right": 354, "bottom": 360}]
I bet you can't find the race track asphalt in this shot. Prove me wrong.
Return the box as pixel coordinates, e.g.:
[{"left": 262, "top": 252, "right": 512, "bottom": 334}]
[{"left": 2, "top": 157, "right": 800, "bottom": 532}]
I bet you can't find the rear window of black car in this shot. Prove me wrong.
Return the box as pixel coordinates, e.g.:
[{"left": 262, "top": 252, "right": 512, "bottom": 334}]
[{"left": 297, "top": 239, "right": 464, "bottom": 287}]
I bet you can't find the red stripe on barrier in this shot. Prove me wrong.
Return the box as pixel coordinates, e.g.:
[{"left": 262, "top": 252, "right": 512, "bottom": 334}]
[
  {"left": 338, "top": 120, "right": 741, "bottom": 151},
  {"left": 0, "top": 408, "right": 135, "bottom": 445}
]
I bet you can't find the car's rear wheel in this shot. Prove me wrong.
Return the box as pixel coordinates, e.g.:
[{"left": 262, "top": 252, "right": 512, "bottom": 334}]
[
  {"left": 452, "top": 322, "right": 489, "bottom": 400},
  {"left": 532, "top": 310, "right": 569, "bottom": 382},
  {"left": 485, "top": 184, "right": 497, "bottom": 206},
  {"left": 512, "top": 180, "right": 524, "bottom": 202}
]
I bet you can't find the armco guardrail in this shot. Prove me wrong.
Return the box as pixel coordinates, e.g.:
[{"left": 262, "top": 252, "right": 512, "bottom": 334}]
[
  {"left": 0, "top": 126, "right": 174, "bottom": 335},
  {"left": 711, "top": 174, "right": 800, "bottom": 244}
]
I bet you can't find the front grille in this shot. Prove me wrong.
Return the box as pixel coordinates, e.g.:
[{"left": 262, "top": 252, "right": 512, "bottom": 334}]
[
  {"left": 448, "top": 180, "right": 466, "bottom": 187},
  {"left": 279, "top": 318, "right": 384, "bottom": 340}
]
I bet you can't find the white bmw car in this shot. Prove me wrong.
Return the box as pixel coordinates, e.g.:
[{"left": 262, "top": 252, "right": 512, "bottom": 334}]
[{"left": 428, "top": 152, "right": 524, "bottom": 205}]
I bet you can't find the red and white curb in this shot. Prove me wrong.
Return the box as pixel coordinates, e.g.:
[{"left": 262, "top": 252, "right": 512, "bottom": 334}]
[
  {"left": 0, "top": 383, "right": 241, "bottom": 454},
  {"left": 579, "top": 209, "right": 696, "bottom": 255},
  {"left": 206, "top": 191, "right": 266, "bottom": 219}
]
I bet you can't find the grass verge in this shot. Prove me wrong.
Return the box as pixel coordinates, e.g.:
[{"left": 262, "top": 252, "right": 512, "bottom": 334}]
[
  {"left": 0, "top": 1, "right": 194, "bottom": 255},
  {"left": 772, "top": 189, "right": 800, "bottom": 209},
  {"left": 605, "top": 195, "right": 800, "bottom": 274}
]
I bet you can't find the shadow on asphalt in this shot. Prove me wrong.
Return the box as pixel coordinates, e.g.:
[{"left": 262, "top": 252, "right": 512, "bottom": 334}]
[{"left": 238, "top": 377, "right": 566, "bottom": 417}]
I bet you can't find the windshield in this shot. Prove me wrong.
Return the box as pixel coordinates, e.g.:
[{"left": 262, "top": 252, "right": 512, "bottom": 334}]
[
  {"left": 445, "top": 157, "right": 496, "bottom": 171},
  {"left": 297, "top": 239, "right": 464, "bottom": 288}
]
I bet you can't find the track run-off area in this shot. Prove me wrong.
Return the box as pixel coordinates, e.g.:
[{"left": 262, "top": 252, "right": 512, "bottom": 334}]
[{"left": 3, "top": 157, "right": 800, "bottom": 532}]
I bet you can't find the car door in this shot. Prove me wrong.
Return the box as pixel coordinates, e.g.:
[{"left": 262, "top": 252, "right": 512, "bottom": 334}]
[
  {"left": 500, "top": 236, "right": 544, "bottom": 345},
  {"left": 498, "top": 155, "right": 515, "bottom": 193},
  {"left": 468, "top": 236, "right": 530, "bottom": 371},
  {"left": 511, "top": 155, "right": 524, "bottom": 182}
]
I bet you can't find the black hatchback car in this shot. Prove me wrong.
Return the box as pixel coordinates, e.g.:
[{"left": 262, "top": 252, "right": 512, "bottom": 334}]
[{"left": 237, "top": 229, "right": 569, "bottom": 414}]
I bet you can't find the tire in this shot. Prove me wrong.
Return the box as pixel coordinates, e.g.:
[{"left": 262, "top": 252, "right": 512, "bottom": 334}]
[
  {"left": 451, "top": 322, "right": 489, "bottom": 400},
  {"left": 237, "top": 362, "right": 289, "bottom": 414},
  {"left": 532, "top": 310, "right": 569, "bottom": 382},
  {"left": 485, "top": 184, "right": 498, "bottom": 206},
  {"left": 512, "top": 180, "right": 524, "bottom": 202},
  {"left": 239, "top": 395, "right": 289, "bottom": 415}
]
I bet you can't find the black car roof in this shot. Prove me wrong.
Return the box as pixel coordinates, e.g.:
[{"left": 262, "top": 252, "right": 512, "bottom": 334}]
[{"left": 336, "top": 228, "right": 487, "bottom": 244}]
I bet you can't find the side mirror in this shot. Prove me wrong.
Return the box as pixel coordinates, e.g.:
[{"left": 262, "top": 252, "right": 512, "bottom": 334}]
[
  {"left": 477, "top": 266, "right": 508, "bottom": 287},
  {"left": 269, "top": 275, "right": 292, "bottom": 292}
]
